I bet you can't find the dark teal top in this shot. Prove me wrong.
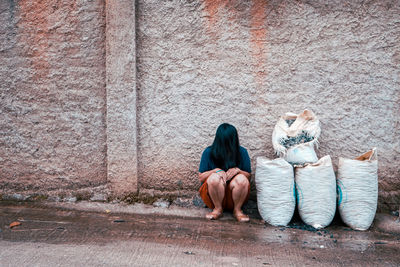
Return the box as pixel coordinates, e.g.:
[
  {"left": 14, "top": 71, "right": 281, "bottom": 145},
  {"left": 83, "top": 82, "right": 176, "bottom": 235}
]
[{"left": 198, "top": 146, "right": 251, "bottom": 173}]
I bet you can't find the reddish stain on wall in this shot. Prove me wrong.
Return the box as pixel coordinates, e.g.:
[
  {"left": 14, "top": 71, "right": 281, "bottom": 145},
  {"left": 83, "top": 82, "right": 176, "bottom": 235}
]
[
  {"left": 250, "top": 0, "right": 268, "bottom": 86},
  {"left": 203, "top": 0, "right": 229, "bottom": 33},
  {"left": 17, "top": 0, "right": 51, "bottom": 82},
  {"left": 203, "top": 0, "right": 268, "bottom": 85}
]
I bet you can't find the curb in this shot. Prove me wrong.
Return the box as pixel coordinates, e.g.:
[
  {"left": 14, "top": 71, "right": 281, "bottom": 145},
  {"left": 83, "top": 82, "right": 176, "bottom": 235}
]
[{"left": 42, "top": 201, "right": 210, "bottom": 219}]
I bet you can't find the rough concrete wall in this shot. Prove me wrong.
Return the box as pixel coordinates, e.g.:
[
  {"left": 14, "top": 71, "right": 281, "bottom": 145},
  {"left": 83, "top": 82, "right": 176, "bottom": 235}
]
[
  {"left": 0, "top": 1, "right": 107, "bottom": 198},
  {"left": 106, "top": 0, "right": 138, "bottom": 196},
  {"left": 136, "top": 0, "right": 400, "bottom": 211}
]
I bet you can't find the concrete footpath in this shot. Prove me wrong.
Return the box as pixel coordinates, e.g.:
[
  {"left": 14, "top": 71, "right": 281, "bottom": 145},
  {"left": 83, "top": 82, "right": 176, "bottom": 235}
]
[{"left": 0, "top": 201, "right": 399, "bottom": 267}]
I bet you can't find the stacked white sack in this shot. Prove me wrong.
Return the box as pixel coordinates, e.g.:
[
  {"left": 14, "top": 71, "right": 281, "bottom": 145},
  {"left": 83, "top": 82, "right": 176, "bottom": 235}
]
[
  {"left": 337, "top": 148, "right": 378, "bottom": 230},
  {"left": 255, "top": 157, "right": 295, "bottom": 226},
  {"left": 272, "top": 109, "right": 320, "bottom": 165},
  {"left": 295, "top": 155, "right": 336, "bottom": 229},
  {"left": 285, "top": 142, "right": 317, "bottom": 165}
]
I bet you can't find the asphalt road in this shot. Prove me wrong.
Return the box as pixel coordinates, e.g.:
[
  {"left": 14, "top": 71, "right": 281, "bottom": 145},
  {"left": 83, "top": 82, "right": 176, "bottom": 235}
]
[{"left": 1, "top": 202, "right": 399, "bottom": 266}]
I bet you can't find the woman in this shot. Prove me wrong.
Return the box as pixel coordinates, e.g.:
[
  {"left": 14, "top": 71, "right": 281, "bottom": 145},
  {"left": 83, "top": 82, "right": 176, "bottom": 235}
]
[{"left": 198, "top": 123, "right": 251, "bottom": 222}]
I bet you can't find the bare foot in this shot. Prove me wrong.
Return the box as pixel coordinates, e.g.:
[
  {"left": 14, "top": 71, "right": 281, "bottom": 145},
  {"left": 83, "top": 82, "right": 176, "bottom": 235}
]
[
  {"left": 233, "top": 210, "right": 249, "bottom": 223},
  {"left": 206, "top": 209, "right": 223, "bottom": 220}
]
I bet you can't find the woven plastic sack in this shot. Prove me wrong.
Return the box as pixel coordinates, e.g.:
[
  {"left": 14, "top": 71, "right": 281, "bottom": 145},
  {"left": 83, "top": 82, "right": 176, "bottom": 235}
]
[
  {"left": 285, "top": 142, "right": 317, "bottom": 165},
  {"left": 255, "top": 157, "right": 295, "bottom": 226},
  {"left": 337, "top": 148, "right": 378, "bottom": 230},
  {"left": 272, "top": 109, "right": 320, "bottom": 165},
  {"left": 295, "top": 155, "right": 336, "bottom": 229}
]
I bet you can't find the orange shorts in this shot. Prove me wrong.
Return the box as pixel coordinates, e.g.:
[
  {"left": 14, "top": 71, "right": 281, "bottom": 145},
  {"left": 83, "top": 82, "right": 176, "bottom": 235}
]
[{"left": 199, "top": 177, "right": 251, "bottom": 211}]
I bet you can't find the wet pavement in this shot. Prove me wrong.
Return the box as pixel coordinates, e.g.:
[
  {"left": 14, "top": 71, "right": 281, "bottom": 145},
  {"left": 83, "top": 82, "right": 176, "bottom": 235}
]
[{"left": 1, "top": 202, "right": 399, "bottom": 266}]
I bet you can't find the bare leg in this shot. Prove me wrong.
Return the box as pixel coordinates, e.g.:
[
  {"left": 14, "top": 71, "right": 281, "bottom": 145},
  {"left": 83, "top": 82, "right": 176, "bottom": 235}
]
[
  {"left": 206, "top": 173, "right": 225, "bottom": 219},
  {"left": 229, "top": 174, "right": 250, "bottom": 222}
]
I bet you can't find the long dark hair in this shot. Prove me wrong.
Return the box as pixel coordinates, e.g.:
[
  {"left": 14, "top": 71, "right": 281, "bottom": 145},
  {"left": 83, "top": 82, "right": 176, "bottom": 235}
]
[{"left": 210, "top": 123, "right": 241, "bottom": 171}]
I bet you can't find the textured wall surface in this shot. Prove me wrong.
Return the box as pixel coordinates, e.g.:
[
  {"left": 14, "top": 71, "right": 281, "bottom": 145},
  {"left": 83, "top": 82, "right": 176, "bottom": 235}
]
[
  {"left": 0, "top": 0, "right": 107, "bottom": 197},
  {"left": 1, "top": 0, "right": 399, "bottom": 211},
  {"left": 106, "top": 0, "right": 138, "bottom": 195},
  {"left": 136, "top": 0, "right": 399, "bottom": 210}
]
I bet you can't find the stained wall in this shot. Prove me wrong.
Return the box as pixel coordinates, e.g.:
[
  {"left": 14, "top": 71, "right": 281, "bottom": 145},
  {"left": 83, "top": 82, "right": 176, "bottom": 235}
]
[
  {"left": 0, "top": 0, "right": 107, "bottom": 197},
  {"left": 1, "top": 0, "right": 399, "bottom": 211},
  {"left": 136, "top": 0, "right": 399, "bottom": 210}
]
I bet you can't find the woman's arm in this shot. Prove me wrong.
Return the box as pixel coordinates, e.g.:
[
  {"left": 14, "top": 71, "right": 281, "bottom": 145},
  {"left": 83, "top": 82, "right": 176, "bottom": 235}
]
[
  {"left": 198, "top": 168, "right": 222, "bottom": 183},
  {"left": 226, "top": 167, "right": 251, "bottom": 180},
  {"left": 238, "top": 169, "right": 251, "bottom": 180}
]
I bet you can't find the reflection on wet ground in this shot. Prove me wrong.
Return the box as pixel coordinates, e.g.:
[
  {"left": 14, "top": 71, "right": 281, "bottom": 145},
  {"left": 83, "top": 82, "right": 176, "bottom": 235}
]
[{"left": 1, "top": 202, "right": 399, "bottom": 266}]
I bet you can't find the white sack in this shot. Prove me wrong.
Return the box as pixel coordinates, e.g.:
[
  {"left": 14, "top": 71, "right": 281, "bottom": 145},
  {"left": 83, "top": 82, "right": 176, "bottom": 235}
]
[
  {"left": 255, "top": 157, "right": 295, "bottom": 226},
  {"left": 272, "top": 109, "right": 320, "bottom": 165},
  {"left": 295, "top": 155, "right": 336, "bottom": 229},
  {"left": 285, "top": 142, "right": 318, "bottom": 165},
  {"left": 337, "top": 148, "right": 378, "bottom": 231}
]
